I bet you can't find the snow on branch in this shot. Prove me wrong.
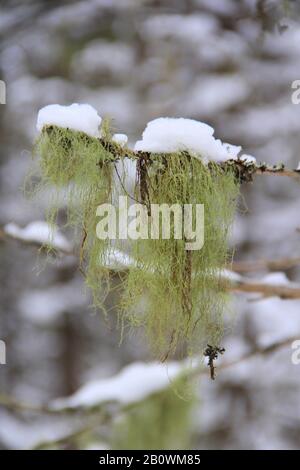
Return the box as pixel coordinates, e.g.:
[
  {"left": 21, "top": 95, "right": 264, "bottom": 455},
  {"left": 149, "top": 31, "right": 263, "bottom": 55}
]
[
  {"left": 0, "top": 336, "right": 297, "bottom": 419},
  {"left": 37, "top": 104, "right": 102, "bottom": 138},
  {"left": 1, "top": 221, "right": 74, "bottom": 255},
  {"left": 36, "top": 104, "right": 300, "bottom": 181},
  {"left": 2, "top": 226, "right": 300, "bottom": 301},
  {"left": 226, "top": 271, "right": 300, "bottom": 300},
  {"left": 51, "top": 361, "right": 184, "bottom": 410}
]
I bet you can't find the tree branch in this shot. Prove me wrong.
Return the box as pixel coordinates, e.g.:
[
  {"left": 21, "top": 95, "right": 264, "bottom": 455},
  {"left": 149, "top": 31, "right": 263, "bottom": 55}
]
[
  {"left": 232, "top": 256, "right": 300, "bottom": 273},
  {"left": 227, "top": 277, "right": 300, "bottom": 299},
  {"left": 44, "top": 127, "right": 300, "bottom": 182},
  {"left": 0, "top": 226, "right": 74, "bottom": 256}
]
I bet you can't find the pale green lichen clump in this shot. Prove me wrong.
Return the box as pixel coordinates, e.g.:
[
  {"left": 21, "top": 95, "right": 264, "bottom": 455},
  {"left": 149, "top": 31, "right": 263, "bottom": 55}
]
[
  {"left": 30, "top": 125, "right": 116, "bottom": 309},
  {"left": 30, "top": 124, "right": 239, "bottom": 359},
  {"left": 122, "top": 153, "right": 239, "bottom": 359}
]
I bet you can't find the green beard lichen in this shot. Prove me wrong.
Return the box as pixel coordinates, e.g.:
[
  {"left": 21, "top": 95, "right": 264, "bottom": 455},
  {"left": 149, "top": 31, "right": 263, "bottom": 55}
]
[
  {"left": 32, "top": 125, "right": 114, "bottom": 225},
  {"left": 29, "top": 125, "right": 240, "bottom": 360},
  {"left": 30, "top": 125, "right": 116, "bottom": 307},
  {"left": 111, "top": 378, "right": 195, "bottom": 450},
  {"left": 121, "top": 153, "right": 239, "bottom": 360}
]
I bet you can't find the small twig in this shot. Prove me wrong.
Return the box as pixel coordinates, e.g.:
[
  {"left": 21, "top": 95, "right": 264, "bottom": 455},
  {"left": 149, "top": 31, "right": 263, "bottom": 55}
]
[
  {"left": 204, "top": 344, "right": 225, "bottom": 380},
  {"left": 191, "top": 335, "right": 300, "bottom": 379},
  {"left": 79, "top": 228, "right": 87, "bottom": 265},
  {"left": 232, "top": 256, "right": 300, "bottom": 273},
  {"left": 227, "top": 277, "right": 300, "bottom": 299},
  {"left": 113, "top": 162, "right": 144, "bottom": 205}
]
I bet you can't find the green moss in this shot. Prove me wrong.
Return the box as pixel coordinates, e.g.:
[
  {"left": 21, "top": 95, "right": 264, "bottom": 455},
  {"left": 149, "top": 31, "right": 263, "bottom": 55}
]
[
  {"left": 122, "top": 153, "right": 239, "bottom": 359},
  {"left": 111, "top": 378, "right": 194, "bottom": 450}
]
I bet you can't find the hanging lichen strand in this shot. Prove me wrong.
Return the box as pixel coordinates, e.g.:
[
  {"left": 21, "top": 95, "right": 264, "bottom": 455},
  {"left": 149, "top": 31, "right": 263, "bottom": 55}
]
[
  {"left": 31, "top": 125, "right": 116, "bottom": 302},
  {"left": 122, "top": 153, "right": 239, "bottom": 360}
]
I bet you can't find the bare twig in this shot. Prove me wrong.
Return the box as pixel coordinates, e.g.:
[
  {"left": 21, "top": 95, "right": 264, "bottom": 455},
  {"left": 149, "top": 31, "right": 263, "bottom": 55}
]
[
  {"left": 255, "top": 167, "right": 300, "bottom": 179},
  {"left": 227, "top": 277, "right": 300, "bottom": 299},
  {"left": 191, "top": 335, "right": 300, "bottom": 379},
  {"left": 232, "top": 256, "right": 300, "bottom": 273}
]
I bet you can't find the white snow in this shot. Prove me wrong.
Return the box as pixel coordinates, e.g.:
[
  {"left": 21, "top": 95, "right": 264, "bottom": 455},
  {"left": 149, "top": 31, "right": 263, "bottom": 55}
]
[
  {"left": 182, "top": 75, "right": 249, "bottom": 117},
  {"left": 4, "top": 221, "right": 72, "bottom": 252},
  {"left": 52, "top": 361, "right": 184, "bottom": 409},
  {"left": 239, "top": 154, "right": 257, "bottom": 165},
  {"left": 112, "top": 133, "right": 128, "bottom": 147},
  {"left": 297, "top": 161, "right": 300, "bottom": 171},
  {"left": 19, "top": 281, "right": 88, "bottom": 326},
  {"left": 260, "top": 272, "right": 291, "bottom": 286},
  {"left": 104, "top": 248, "right": 134, "bottom": 270},
  {"left": 220, "top": 269, "right": 243, "bottom": 282},
  {"left": 36, "top": 103, "right": 102, "bottom": 138},
  {"left": 134, "top": 117, "right": 241, "bottom": 162},
  {"left": 248, "top": 296, "right": 300, "bottom": 347},
  {"left": 72, "top": 40, "right": 135, "bottom": 79},
  {"left": 143, "top": 14, "right": 218, "bottom": 44}
]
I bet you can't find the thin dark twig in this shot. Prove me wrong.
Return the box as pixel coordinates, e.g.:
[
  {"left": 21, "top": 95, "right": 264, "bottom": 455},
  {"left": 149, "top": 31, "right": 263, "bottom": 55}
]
[{"left": 113, "top": 163, "right": 145, "bottom": 206}]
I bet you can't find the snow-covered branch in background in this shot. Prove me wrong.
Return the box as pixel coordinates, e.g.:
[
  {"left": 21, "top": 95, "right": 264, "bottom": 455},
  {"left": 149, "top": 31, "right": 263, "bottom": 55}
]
[
  {"left": 226, "top": 271, "right": 300, "bottom": 300},
  {"left": 1, "top": 221, "right": 73, "bottom": 254},
  {"left": 0, "top": 335, "right": 297, "bottom": 418},
  {"left": 2, "top": 226, "right": 300, "bottom": 301},
  {"left": 51, "top": 361, "right": 185, "bottom": 410}
]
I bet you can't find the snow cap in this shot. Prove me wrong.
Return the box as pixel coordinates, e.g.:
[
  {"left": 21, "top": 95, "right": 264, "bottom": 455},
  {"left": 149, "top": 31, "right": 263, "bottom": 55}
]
[
  {"left": 37, "top": 103, "right": 102, "bottom": 138},
  {"left": 134, "top": 117, "right": 241, "bottom": 162}
]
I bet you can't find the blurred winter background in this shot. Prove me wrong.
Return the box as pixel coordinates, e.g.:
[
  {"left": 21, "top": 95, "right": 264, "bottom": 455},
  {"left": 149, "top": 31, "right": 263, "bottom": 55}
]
[{"left": 1, "top": 0, "right": 300, "bottom": 450}]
